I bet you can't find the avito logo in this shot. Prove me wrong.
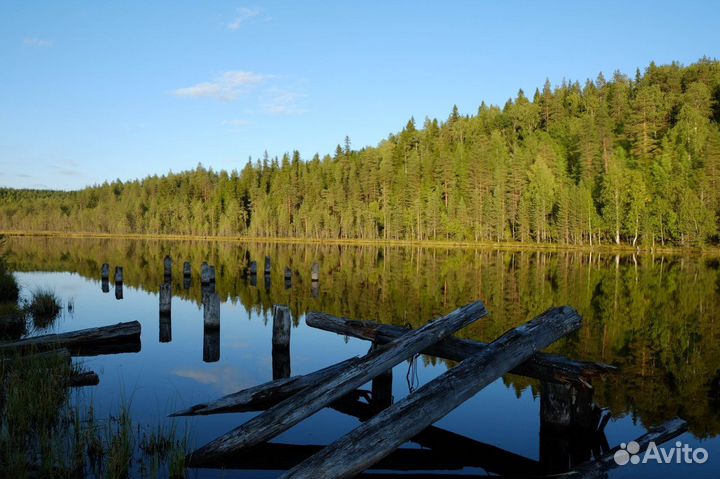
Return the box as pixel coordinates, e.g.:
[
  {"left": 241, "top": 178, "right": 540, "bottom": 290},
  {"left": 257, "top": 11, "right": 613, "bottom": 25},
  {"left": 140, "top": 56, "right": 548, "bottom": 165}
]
[{"left": 614, "top": 441, "right": 708, "bottom": 465}]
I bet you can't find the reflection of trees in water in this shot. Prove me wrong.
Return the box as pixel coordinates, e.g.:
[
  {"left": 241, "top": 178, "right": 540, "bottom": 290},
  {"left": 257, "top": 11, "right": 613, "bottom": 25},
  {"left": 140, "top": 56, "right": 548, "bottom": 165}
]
[{"left": 6, "top": 236, "right": 720, "bottom": 436}]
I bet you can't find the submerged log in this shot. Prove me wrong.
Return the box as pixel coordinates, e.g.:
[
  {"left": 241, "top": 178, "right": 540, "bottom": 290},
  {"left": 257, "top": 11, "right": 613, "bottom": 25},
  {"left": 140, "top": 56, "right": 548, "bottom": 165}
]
[
  {"left": 281, "top": 306, "right": 582, "bottom": 479},
  {"left": 190, "top": 301, "right": 488, "bottom": 461},
  {"left": 0, "top": 321, "right": 141, "bottom": 356},
  {"left": 67, "top": 371, "right": 100, "bottom": 388},
  {"left": 306, "top": 314, "right": 615, "bottom": 384},
  {"left": 568, "top": 418, "right": 688, "bottom": 479},
  {"left": 272, "top": 305, "right": 291, "bottom": 379}
]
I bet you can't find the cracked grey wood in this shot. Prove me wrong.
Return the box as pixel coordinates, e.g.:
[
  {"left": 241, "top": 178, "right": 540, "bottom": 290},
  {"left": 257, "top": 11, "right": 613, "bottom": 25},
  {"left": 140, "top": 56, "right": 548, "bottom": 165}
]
[
  {"left": 189, "top": 300, "right": 488, "bottom": 461},
  {"left": 281, "top": 306, "right": 582, "bottom": 479}
]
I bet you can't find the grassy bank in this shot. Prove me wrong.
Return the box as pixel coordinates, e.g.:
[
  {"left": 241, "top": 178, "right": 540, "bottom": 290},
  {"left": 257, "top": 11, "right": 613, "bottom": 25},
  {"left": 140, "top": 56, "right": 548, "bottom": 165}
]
[{"left": 2, "top": 229, "right": 719, "bottom": 256}]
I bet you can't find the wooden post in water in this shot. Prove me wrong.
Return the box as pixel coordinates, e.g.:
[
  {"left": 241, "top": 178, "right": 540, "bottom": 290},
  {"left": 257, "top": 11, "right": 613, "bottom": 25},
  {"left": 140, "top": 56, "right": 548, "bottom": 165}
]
[
  {"left": 209, "top": 265, "right": 216, "bottom": 283},
  {"left": 311, "top": 263, "right": 319, "bottom": 282},
  {"left": 101, "top": 263, "right": 110, "bottom": 280},
  {"left": 114, "top": 266, "right": 123, "bottom": 300},
  {"left": 159, "top": 282, "right": 172, "bottom": 342},
  {"left": 272, "top": 305, "right": 291, "bottom": 379},
  {"left": 183, "top": 261, "right": 192, "bottom": 289},
  {"left": 201, "top": 262, "right": 210, "bottom": 285},
  {"left": 539, "top": 381, "right": 601, "bottom": 473},
  {"left": 190, "top": 301, "right": 488, "bottom": 461},
  {"left": 164, "top": 255, "right": 172, "bottom": 280},
  {"left": 284, "top": 267, "right": 292, "bottom": 289},
  {"left": 280, "top": 306, "right": 582, "bottom": 479},
  {"left": 264, "top": 256, "right": 272, "bottom": 275},
  {"left": 249, "top": 261, "right": 257, "bottom": 276},
  {"left": 264, "top": 273, "right": 271, "bottom": 292},
  {"left": 203, "top": 292, "right": 220, "bottom": 362}
]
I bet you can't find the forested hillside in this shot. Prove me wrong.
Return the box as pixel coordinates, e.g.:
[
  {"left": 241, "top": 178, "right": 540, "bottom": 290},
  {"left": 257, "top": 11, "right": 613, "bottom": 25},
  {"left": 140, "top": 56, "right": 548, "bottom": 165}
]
[{"left": 2, "top": 59, "right": 720, "bottom": 246}]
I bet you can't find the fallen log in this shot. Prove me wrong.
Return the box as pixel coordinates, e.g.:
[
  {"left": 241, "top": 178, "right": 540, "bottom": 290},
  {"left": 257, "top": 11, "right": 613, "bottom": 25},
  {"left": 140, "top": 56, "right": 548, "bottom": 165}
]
[
  {"left": 189, "top": 301, "right": 488, "bottom": 462},
  {"left": 66, "top": 371, "right": 100, "bottom": 387},
  {"left": 0, "top": 321, "right": 141, "bottom": 356},
  {"left": 281, "top": 306, "right": 582, "bottom": 479},
  {"left": 306, "top": 314, "right": 615, "bottom": 384},
  {"left": 170, "top": 358, "right": 359, "bottom": 416},
  {"left": 567, "top": 418, "right": 688, "bottom": 479}
]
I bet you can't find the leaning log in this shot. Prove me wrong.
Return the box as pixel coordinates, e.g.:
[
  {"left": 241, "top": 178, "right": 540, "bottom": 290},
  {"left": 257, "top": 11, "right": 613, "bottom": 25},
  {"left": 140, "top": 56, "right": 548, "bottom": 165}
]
[
  {"left": 567, "top": 418, "right": 688, "bottom": 479},
  {"left": 190, "top": 301, "right": 488, "bottom": 461},
  {"left": 0, "top": 321, "right": 141, "bottom": 355},
  {"left": 170, "top": 358, "right": 359, "bottom": 416},
  {"left": 281, "top": 306, "right": 582, "bottom": 479},
  {"left": 306, "top": 314, "right": 615, "bottom": 384},
  {"left": 66, "top": 371, "right": 100, "bottom": 388}
]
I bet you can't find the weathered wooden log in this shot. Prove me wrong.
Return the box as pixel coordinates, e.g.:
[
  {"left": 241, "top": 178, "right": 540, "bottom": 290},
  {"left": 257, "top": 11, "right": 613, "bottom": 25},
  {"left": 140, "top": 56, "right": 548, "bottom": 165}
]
[
  {"left": 306, "top": 314, "right": 616, "bottom": 384},
  {"left": 264, "top": 256, "right": 271, "bottom": 275},
  {"left": 249, "top": 260, "right": 257, "bottom": 276},
  {"left": 114, "top": 266, "right": 123, "bottom": 284},
  {"left": 203, "top": 293, "right": 220, "bottom": 329},
  {"left": 183, "top": 261, "right": 191, "bottom": 278},
  {"left": 190, "top": 301, "right": 488, "bottom": 461},
  {"left": 201, "top": 262, "right": 210, "bottom": 284},
  {"left": 568, "top": 418, "right": 688, "bottom": 479},
  {"left": 101, "top": 263, "right": 110, "bottom": 280},
  {"left": 272, "top": 305, "right": 291, "bottom": 379},
  {"left": 67, "top": 371, "right": 100, "bottom": 387},
  {"left": 159, "top": 282, "right": 172, "bottom": 316},
  {"left": 163, "top": 255, "right": 172, "bottom": 279},
  {"left": 281, "top": 306, "right": 582, "bottom": 479},
  {"left": 311, "top": 263, "right": 319, "bottom": 282},
  {"left": 170, "top": 358, "right": 359, "bottom": 417},
  {"left": 203, "top": 326, "right": 220, "bottom": 363},
  {"left": 0, "top": 321, "right": 141, "bottom": 355}
]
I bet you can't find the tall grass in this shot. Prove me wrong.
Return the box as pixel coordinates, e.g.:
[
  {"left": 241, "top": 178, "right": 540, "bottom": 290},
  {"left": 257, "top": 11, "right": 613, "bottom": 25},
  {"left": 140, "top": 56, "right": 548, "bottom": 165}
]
[{"left": 26, "top": 288, "right": 62, "bottom": 329}]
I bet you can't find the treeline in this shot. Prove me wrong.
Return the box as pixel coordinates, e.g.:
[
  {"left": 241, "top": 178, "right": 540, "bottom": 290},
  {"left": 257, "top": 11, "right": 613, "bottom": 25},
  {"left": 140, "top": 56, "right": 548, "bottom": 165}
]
[{"left": 2, "top": 59, "right": 720, "bottom": 246}]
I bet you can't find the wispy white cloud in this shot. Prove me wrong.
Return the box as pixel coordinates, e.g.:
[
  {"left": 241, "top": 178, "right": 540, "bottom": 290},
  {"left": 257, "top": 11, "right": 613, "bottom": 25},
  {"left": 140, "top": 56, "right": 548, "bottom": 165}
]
[
  {"left": 222, "top": 119, "right": 251, "bottom": 127},
  {"left": 262, "top": 89, "right": 307, "bottom": 115},
  {"left": 23, "top": 37, "right": 53, "bottom": 48},
  {"left": 172, "top": 71, "right": 269, "bottom": 101},
  {"left": 227, "top": 7, "right": 261, "bottom": 30}
]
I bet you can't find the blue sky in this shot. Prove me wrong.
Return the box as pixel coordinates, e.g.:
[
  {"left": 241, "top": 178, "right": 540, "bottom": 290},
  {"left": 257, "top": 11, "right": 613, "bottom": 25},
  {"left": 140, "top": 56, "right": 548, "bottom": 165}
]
[{"left": 1, "top": 0, "right": 718, "bottom": 190}]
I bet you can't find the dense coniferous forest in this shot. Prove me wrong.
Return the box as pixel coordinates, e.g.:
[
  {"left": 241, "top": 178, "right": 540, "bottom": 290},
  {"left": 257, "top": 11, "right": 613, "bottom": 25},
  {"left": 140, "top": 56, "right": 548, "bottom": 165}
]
[{"left": 2, "top": 59, "right": 720, "bottom": 246}]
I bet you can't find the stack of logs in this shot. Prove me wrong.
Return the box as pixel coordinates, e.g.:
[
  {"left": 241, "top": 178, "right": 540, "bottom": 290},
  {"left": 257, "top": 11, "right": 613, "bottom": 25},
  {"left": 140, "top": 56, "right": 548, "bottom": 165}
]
[{"left": 169, "top": 300, "right": 686, "bottom": 478}]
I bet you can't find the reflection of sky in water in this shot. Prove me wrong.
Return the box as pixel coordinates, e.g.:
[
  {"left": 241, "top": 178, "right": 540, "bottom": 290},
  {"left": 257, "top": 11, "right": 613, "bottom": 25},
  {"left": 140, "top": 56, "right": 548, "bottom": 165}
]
[{"left": 14, "top": 271, "right": 718, "bottom": 478}]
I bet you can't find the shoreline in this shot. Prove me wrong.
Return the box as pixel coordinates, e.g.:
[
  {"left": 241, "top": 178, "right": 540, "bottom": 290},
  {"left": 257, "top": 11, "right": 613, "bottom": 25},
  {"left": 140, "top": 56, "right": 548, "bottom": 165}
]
[{"left": 3, "top": 230, "right": 719, "bottom": 256}]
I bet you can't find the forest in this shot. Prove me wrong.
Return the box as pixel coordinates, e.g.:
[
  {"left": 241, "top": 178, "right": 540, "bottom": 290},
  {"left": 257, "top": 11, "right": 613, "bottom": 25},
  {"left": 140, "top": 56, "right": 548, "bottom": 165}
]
[{"left": 2, "top": 59, "right": 720, "bottom": 246}]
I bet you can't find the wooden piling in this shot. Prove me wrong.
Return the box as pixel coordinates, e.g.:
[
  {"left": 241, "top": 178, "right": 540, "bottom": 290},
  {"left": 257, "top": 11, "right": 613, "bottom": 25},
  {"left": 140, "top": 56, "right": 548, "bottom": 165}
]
[
  {"left": 272, "top": 305, "right": 291, "bottom": 379},
  {"left": 101, "top": 263, "right": 110, "bottom": 280},
  {"left": 114, "top": 266, "right": 123, "bottom": 284},
  {"left": 160, "top": 314, "right": 172, "bottom": 343},
  {"left": 265, "top": 256, "right": 271, "bottom": 275},
  {"left": 280, "top": 306, "right": 582, "bottom": 479},
  {"left": 204, "top": 326, "right": 220, "bottom": 363},
  {"left": 164, "top": 255, "right": 172, "bottom": 279},
  {"left": 115, "top": 283, "right": 123, "bottom": 300},
  {"left": 311, "top": 263, "right": 319, "bottom": 282},
  {"left": 284, "top": 267, "right": 292, "bottom": 289},
  {"left": 209, "top": 265, "right": 216, "bottom": 283},
  {"left": 159, "top": 282, "right": 172, "bottom": 316},
  {"left": 249, "top": 261, "right": 258, "bottom": 276},
  {"left": 203, "top": 293, "right": 220, "bottom": 329},
  {"left": 102, "top": 278, "right": 110, "bottom": 293},
  {"left": 190, "top": 301, "right": 488, "bottom": 461},
  {"left": 183, "top": 261, "right": 191, "bottom": 278},
  {"left": 201, "top": 262, "right": 210, "bottom": 285}
]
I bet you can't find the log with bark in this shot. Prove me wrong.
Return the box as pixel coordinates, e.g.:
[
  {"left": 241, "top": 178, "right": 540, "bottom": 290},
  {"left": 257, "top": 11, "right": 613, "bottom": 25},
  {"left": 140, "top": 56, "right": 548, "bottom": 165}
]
[
  {"left": 306, "top": 313, "right": 615, "bottom": 384},
  {"left": 0, "top": 321, "right": 141, "bottom": 356},
  {"left": 189, "top": 301, "right": 488, "bottom": 462},
  {"left": 281, "top": 306, "right": 582, "bottom": 479}
]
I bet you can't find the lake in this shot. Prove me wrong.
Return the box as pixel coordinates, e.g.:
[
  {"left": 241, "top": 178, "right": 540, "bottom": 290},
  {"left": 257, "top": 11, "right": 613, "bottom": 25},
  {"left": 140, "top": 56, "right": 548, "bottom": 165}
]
[{"left": 4, "top": 236, "right": 720, "bottom": 478}]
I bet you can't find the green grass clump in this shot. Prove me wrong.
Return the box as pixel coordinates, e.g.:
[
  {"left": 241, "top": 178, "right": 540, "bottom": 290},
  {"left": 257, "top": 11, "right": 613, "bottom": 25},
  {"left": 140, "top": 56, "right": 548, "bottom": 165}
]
[
  {"left": 26, "top": 288, "right": 62, "bottom": 328},
  {"left": 0, "top": 302, "right": 27, "bottom": 340}
]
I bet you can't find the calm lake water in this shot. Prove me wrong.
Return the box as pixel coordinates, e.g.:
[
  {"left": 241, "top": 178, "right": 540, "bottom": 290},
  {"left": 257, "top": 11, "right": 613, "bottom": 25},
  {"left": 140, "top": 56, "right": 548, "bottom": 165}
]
[{"left": 4, "top": 236, "right": 720, "bottom": 478}]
